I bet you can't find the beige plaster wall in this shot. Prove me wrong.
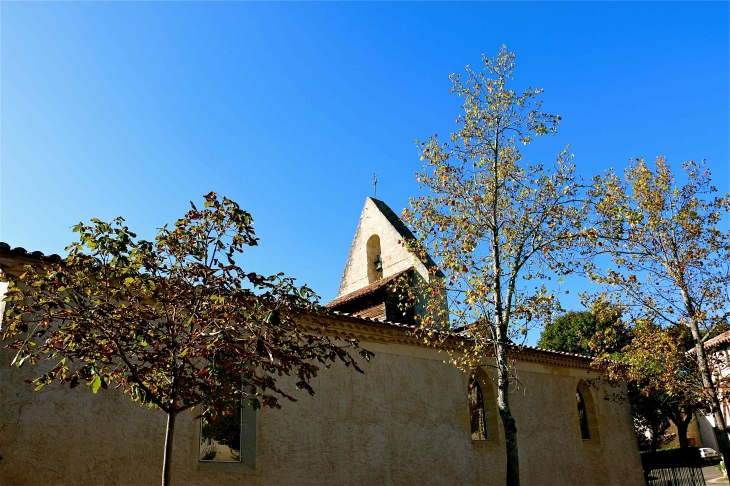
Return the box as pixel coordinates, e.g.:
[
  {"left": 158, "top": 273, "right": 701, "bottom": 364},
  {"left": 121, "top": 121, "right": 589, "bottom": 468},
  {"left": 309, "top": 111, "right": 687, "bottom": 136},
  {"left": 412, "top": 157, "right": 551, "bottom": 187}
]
[{"left": 0, "top": 341, "right": 644, "bottom": 486}]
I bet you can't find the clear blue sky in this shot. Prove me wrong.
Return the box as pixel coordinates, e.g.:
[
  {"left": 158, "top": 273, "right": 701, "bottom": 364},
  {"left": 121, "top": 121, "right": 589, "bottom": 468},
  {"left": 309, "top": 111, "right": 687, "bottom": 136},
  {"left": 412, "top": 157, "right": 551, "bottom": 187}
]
[{"left": 2, "top": 2, "right": 728, "bottom": 330}]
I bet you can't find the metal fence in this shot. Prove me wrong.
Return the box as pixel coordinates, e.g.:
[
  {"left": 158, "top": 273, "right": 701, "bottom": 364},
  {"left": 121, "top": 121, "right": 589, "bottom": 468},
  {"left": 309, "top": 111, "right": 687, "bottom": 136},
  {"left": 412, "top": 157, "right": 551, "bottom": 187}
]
[
  {"left": 644, "top": 466, "right": 706, "bottom": 486},
  {"left": 642, "top": 448, "right": 707, "bottom": 486}
]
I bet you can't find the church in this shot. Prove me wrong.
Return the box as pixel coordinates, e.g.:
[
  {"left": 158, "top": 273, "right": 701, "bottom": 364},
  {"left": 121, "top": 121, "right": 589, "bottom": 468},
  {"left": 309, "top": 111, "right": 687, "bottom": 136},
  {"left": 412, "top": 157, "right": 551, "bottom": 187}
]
[{"left": 0, "top": 198, "right": 644, "bottom": 485}]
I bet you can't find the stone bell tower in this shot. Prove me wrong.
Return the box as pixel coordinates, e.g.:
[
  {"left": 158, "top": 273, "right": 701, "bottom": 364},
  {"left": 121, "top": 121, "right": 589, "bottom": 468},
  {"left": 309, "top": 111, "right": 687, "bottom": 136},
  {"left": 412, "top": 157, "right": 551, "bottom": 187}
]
[{"left": 326, "top": 198, "right": 443, "bottom": 324}]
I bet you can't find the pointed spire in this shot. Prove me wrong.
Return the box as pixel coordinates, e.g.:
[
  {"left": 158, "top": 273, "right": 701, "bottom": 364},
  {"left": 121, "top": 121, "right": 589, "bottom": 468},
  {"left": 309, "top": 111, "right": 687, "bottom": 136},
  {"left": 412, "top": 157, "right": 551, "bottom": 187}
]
[{"left": 336, "top": 198, "right": 440, "bottom": 298}]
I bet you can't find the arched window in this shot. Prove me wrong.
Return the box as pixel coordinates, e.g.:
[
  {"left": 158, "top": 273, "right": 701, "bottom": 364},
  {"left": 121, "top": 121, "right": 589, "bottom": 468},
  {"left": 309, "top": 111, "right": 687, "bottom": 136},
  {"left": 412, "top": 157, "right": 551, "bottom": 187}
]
[
  {"left": 576, "top": 389, "right": 591, "bottom": 440},
  {"left": 366, "top": 235, "right": 383, "bottom": 283},
  {"left": 469, "top": 376, "right": 488, "bottom": 440}
]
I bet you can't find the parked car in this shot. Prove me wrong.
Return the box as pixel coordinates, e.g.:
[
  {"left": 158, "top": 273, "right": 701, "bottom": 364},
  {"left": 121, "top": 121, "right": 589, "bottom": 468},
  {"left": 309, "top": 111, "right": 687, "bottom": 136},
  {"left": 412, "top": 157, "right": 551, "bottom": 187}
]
[{"left": 700, "top": 447, "right": 721, "bottom": 463}]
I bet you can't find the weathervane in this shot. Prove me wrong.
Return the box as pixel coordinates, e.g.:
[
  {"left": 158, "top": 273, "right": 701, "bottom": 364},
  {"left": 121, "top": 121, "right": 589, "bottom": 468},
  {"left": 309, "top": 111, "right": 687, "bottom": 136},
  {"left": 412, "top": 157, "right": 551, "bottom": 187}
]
[{"left": 373, "top": 173, "right": 378, "bottom": 198}]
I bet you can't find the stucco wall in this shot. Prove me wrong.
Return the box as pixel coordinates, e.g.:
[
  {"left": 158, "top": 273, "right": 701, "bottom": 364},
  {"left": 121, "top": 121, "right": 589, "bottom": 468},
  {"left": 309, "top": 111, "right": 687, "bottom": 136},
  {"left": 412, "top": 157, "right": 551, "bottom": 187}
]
[{"left": 0, "top": 341, "right": 643, "bottom": 486}]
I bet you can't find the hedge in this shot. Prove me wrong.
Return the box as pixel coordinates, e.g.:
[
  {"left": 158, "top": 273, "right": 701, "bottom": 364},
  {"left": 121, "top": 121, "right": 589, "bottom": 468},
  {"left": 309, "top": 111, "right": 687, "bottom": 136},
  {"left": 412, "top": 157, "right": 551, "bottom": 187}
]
[{"left": 640, "top": 446, "right": 702, "bottom": 470}]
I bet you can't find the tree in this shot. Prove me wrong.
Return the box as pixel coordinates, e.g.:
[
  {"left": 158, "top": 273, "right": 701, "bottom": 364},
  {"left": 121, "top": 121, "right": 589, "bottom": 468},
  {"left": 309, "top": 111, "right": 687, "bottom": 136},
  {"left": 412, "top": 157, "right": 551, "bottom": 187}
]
[
  {"left": 542, "top": 307, "right": 705, "bottom": 450},
  {"left": 2, "top": 192, "right": 372, "bottom": 486},
  {"left": 595, "top": 320, "right": 707, "bottom": 449},
  {"left": 536, "top": 307, "right": 701, "bottom": 450},
  {"left": 587, "top": 157, "right": 730, "bottom": 458},
  {"left": 537, "top": 307, "right": 629, "bottom": 357},
  {"left": 631, "top": 391, "right": 674, "bottom": 453},
  {"left": 401, "top": 47, "right": 585, "bottom": 486}
]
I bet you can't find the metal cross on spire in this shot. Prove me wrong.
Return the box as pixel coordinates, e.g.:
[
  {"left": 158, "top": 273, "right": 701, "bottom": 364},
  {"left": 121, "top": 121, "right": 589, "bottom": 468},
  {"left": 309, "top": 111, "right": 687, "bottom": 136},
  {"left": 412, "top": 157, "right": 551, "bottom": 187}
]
[{"left": 373, "top": 173, "right": 378, "bottom": 198}]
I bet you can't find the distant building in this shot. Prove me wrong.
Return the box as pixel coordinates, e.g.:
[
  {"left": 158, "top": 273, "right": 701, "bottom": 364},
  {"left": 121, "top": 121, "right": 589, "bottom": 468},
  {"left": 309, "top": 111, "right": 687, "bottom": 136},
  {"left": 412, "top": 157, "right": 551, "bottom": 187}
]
[
  {"left": 687, "top": 331, "right": 730, "bottom": 451},
  {"left": 0, "top": 198, "right": 644, "bottom": 485},
  {"left": 663, "top": 416, "right": 704, "bottom": 448}
]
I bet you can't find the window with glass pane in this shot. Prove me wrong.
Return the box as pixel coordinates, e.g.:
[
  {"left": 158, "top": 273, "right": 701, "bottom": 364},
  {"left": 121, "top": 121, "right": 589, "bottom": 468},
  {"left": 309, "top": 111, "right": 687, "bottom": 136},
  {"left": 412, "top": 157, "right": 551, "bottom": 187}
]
[
  {"left": 576, "top": 389, "right": 591, "bottom": 440},
  {"left": 469, "top": 377, "right": 488, "bottom": 440},
  {"left": 199, "top": 404, "right": 242, "bottom": 462}
]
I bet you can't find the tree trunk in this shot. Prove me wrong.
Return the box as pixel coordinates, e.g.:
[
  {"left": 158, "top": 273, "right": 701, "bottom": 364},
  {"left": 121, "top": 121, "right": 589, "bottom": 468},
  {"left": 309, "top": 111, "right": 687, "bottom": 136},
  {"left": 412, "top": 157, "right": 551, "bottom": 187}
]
[
  {"left": 650, "top": 420, "right": 661, "bottom": 453},
  {"left": 664, "top": 405, "right": 693, "bottom": 449},
  {"left": 688, "top": 319, "right": 730, "bottom": 460},
  {"left": 499, "top": 402, "right": 520, "bottom": 486},
  {"left": 495, "top": 328, "right": 520, "bottom": 486},
  {"left": 675, "top": 418, "right": 690, "bottom": 449},
  {"left": 162, "top": 412, "right": 177, "bottom": 486}
]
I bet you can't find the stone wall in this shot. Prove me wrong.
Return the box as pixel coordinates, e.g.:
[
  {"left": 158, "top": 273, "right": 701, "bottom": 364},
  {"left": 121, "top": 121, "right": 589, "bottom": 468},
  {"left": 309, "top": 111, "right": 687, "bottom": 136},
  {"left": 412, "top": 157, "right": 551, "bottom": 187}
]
[{"left": 0, "top": 338, "right": 644, "bottom": 486}]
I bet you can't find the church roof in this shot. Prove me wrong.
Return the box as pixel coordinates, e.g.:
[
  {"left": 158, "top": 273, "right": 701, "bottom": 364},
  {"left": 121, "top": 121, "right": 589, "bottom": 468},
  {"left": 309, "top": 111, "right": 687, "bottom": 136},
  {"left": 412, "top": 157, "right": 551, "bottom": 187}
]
[
  {"left": 311, "top": 309, "right": 595, "bottom": 369},
  {"left": 0, "top": 241, "right": 594, "bottom": 369},
  {"left": 368, "top": 198, "right": 414, "bottom": 239},
  {"left": 325, "top": 267, "right": 412, "bottom": 309},
  {"left": 0, "top": 242, "right": 61, "bottom": 263}
]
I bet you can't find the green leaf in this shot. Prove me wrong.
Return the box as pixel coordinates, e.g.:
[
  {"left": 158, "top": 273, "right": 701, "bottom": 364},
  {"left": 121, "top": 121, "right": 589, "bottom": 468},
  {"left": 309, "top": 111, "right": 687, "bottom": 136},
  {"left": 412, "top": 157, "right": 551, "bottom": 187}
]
[{"left": 91, "top": 375, "right": 102, "bottom": 394}]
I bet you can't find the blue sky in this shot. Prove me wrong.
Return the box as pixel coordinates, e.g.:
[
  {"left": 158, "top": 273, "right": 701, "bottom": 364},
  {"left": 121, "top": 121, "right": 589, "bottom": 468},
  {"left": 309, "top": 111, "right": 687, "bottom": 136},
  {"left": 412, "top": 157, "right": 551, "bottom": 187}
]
[{"left": 2, "top": 2, "right": 728, "bottom": 337}]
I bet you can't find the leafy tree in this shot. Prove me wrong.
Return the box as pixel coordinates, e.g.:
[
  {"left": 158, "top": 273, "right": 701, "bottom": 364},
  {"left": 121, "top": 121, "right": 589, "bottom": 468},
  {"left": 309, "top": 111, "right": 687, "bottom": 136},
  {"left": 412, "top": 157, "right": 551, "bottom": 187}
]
[
  {"left": 537, "top": 307, "right": 629, "bottom": 357},
  {"left": 631, "top": 391, "right": 674, "bottom": 453},
  {"left": 401, "top": 47, "right": 585, "bottom": 486},
  {"left": 595, "top": 320, "right": 707, "bottom": 449},
  {"left": 587, "top": 157, "right": 730, "bottom": 459},
  {"left": 2, "top": 192, "right": 371, "bottom": 486},
  {"left": 536, "top": 307, "right": 700, "bottom": 450}
]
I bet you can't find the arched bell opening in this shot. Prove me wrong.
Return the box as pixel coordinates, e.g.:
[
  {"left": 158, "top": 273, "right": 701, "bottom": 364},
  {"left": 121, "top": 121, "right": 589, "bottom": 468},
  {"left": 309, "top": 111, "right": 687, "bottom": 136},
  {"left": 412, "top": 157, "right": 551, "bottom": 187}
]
[{"left": 366, "top": 234, "right": 383, "bottom": 283}]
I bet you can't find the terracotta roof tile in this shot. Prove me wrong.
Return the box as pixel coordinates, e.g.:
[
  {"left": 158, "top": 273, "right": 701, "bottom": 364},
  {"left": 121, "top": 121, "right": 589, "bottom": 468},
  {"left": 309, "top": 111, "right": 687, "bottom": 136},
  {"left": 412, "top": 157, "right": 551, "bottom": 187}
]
[
  {"left": 0, "top": 241, "right": 593, "bottom": 366},
  {"left": 325, "top": 267, "right": 412, "bottom": 308},
  {"left": 687, "top": 330, "right": 730, "bottom": 355},
  {"left": 0, "top": 242, "right": 62, "bottom": 263}
]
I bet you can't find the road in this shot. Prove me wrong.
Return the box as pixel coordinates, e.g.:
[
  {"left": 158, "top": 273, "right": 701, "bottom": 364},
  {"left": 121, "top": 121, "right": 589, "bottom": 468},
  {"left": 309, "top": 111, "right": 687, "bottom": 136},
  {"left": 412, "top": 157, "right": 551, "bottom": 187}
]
[{"left": 703, "top": 464, "right": 728, "bottom": 484}]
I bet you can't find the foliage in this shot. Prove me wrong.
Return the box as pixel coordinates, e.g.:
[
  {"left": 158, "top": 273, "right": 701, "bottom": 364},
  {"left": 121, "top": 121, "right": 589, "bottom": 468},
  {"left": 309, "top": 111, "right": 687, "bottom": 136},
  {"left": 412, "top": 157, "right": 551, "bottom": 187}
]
[
  {"left": 596, "top": 320, "right": 707, "bottom": 449},
  {"left": 400, "top": 46, "right": 585, "bottom": 486},
  {"left": 717, "top": 460, "right": 726, "bottom": 477},
  {"left": 587, "top": 157, "right": 730, "bottom": 335},
  {"left": 587, "top": 157, "right": 730, "bottom": 457},
  {"left": 537, "top": 306, "right": 629, "bottom": 357},
  {"left": 597, "top": 321, "right": 701, "bottom": 402},
  {"left": 640, "top": 446, "right": 702, "bottom": 469},
  {"left": 632, "top": 391, "right": 675, "bottom": 452},
  {"left": 2, "top": 192, "right": 372, "bottom": 486},
  {"left": 641, "top": 445, "right": 699, "bottom": 455}
]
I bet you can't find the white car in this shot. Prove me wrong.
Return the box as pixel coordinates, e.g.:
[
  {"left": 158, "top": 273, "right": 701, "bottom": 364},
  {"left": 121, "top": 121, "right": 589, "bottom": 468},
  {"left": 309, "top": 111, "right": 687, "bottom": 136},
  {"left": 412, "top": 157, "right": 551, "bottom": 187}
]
[{"left": 699, "top": 447, "right": 721, "bottom": 463}]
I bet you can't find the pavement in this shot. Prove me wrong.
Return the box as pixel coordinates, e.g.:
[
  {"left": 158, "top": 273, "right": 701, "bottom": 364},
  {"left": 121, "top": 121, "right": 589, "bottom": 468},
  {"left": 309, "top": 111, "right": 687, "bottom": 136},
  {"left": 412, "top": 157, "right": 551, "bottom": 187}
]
[{"left": 703, "top": 464, "right": 728, "bottom": 484}]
